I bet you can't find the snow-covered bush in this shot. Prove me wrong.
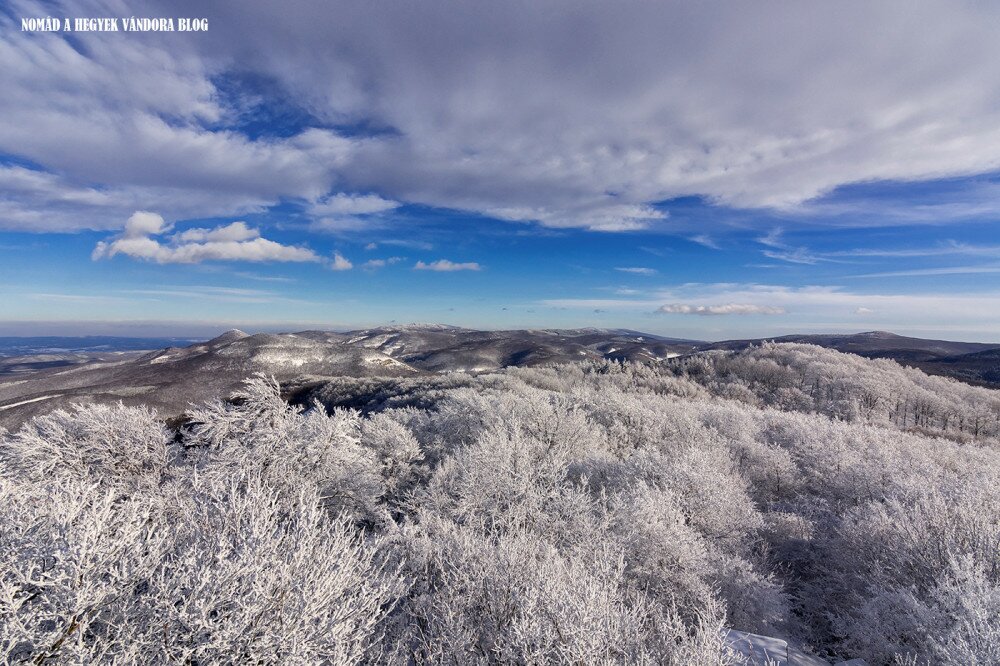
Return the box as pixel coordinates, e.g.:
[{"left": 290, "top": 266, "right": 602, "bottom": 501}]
[
  {"left": 186, "top": 374, "right": 387, "bottom": 525},
  {"left": 0, "top": 402, "right": 169, "bottom": 490},
  {"left": 385, "top": 515, "right": 734, "bottom": 665}
]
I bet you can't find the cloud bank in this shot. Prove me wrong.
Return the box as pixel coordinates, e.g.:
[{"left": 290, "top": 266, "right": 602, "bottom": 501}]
[{"left": 7, "top": 0, "right": 1000, "bottom": 232}]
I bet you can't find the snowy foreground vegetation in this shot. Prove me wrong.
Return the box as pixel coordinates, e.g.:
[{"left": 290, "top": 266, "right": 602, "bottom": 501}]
[{"left": 1, "top": 342, "right": 998, "bottom": 664}]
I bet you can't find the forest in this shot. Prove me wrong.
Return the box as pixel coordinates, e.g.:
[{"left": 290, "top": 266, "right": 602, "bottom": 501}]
[{"left": 1, "top": 343, "right": 998, "bottom": 664}]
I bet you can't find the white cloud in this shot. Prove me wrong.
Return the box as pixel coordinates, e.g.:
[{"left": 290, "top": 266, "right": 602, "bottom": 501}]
[
  {"left": 311, "top": 217, "right": 372, "bottom": 233},
  {"left": 761, "top": 248, "right": 822, "bottom": 265},
  {"left": 123, "top": 211, "right": 171, "bottom": 238},
  {"left": 362, "top": 257, "right": 403, "bottom": 269},
  {"left": 830, "top": 241, "right": 1000, "bottom": 258},
  {"left": 757, "top": 229, "right": 786, "bottom": 249},
  {"left": 485, "top": 203, "right": 666, "bottom": 231},
  {"left": 847, "top": 265, "right": 1000, "bottom": 278},
  {"left": 308, "top": 194, "right": 402, "bottom": 236},
  {"left": 175, "top": 221, "right": 259, "bottom": 243},
  {"left": 616, "top": 267, "right": 658, "bottom": 275},
  {"left": 9, "top": 1, "right": 1000, "bottom": 232},
  {"left": 657, "top": 303, "right": 786, "bottom": 316},
  {"left": 414, "top": 259, "right": 481, "bottom": 272},
  {"left": 363, "top": 239, "right": 433, "bottom": 250},
  {"left": 543, "top": 283, "right": 1000, "bottom": 337},
  {"left": 310, "top": 193, "right": 400, "bottom": 216},
  {"left": 0, "top": 164, "right": 275, "bottom": 233},
  {"left": 331, "top": 251, "right": 354, "bottom": 270},
  {"left": 689, "top": 235, "right": 720, "bottom": 250},
  {"left": 93, "top": 212, "right": 321, "bottom": 264},
  {"left": 855, "top": 307, "right": 875, "bottom": 315},
  {"left": 756, "top": 228, "right": 825, "bottom": 265},
  {"left": 122, "top": 286, "right": 305, "bottom": 304}
]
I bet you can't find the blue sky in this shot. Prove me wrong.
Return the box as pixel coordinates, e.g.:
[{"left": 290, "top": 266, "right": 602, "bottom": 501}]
[{"left": 3, "top": 1, "right": 1000, "bottom": 341}]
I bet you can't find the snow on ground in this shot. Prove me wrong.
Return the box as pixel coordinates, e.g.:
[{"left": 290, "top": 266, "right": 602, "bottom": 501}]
[
  {"left": 253, "top": 351, "right": 320, "bottom": 367},
  {"left": 361, "top": 355, "right": 414, "bottom": 370},
  {"left": 722, "top": 629, "right": 788, "bottom": 665},
  {"left": 150, "top": 354, "right": 177, "bottom": 364},
  {"left": 722, "top": 628, "right": 868, "bottom": 666},
  {"left": 107, "top": 386, "right": 156, "bottom": 397},
  {"left": 0, "top": 394, "right": 63, "bottom": 411}
]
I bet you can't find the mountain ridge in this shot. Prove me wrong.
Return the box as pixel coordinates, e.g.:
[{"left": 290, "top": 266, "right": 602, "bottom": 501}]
[{"left": 2, "top": 326, "right": 999, "bottom": 429}]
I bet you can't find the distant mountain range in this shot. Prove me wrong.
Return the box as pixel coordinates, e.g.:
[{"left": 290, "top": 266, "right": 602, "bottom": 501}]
[
  {"left": 0, "top": 336, "right": 203, "bottom": 377},
  {"left": 1, "top": 326, "right": 998, "bottom": 428},
  {"left": 0, "top": 335, "right": 203, "bottom": 357}
]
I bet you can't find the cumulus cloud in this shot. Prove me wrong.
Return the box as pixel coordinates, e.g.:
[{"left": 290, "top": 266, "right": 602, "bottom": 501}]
[
  {"left": 414, "top": 260, "right": 481, "bottom": 272},
  {"left": 855, "top": 307, "right": 876, "bottom": 315},
  {"left": 330, "top": 251, "right": 354, "bottom": 270},
  {"left": 92, "top": 212, "right": 321, "bottom": 264},
  {"left": 122, "top": 211, "right": 171, "bottom": 238},
  {"left": 616, "top": 267, "right": 658, "bottom": 275},
  {"left": 657, "top": 303, "right": 786, "bottom": 316}
]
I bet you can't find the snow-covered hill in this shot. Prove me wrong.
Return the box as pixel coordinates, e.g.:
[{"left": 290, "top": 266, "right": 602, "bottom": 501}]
[{"left": 0, "top": 327, "right": 699, "bottom": 428}]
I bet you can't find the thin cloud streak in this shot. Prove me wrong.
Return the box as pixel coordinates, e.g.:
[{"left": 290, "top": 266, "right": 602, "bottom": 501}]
[
  {"left": 847, "top": 265, "right": 1000, "bottom": 278},
  {"left": 414, "top": 260, "right": 481, "bottom": 272},
  {"left": 616, "top": 267, "right": 658, "bottom": 275}
]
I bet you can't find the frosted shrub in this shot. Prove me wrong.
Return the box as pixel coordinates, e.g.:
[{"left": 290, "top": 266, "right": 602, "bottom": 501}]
[
  {"left": 923, "top": 555, "right": 1000, "bottom": 666},
  {"left": 613, "top": 484, "right": 786, "bottom": 635},
  {"left": 0, "top": 477, "right": 169, "bottom": 664},
  {"left": 611, "top": 485, "right": 718, "bottom": 616},
  {"left": 628, "top": 446, "right": 763, "bottom": 554},
  {"left": 144, "top": 476, "right": 401, "bottom": 664},
  {"left": 360, "top": 412, "right": 426, "bottom": 515},
  {"left": 426, "top": 386, "right": 603, "bottom": 461},
  {"left": 422, "top": 424, "right": 591, "bottom": 540},
  {"left": 0, "top": 402, "right": 169, "bottom": 490},
  {"left": 186, "top": 375, "right": 387, "bottom": 525},
  {"left": 389, "top": 516, "right": 734, "bottom": 665},
  {"left": 0, "top": 474, "right": 401, "bottom": 664}
]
